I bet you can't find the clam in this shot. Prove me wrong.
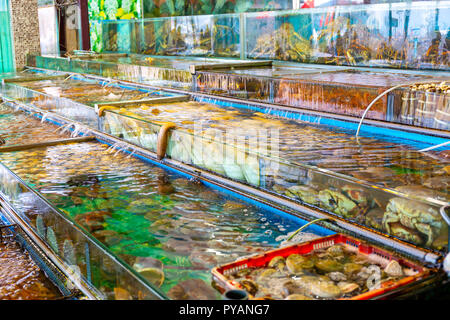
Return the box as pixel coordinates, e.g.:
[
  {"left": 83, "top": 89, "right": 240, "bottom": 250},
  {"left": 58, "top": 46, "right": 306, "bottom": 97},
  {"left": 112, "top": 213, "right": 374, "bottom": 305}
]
[
  {"left": 315, "top": 259, "right": 343, "bottom": 273},
  {"left": 257, "top": 268, "right": 278, "bottom": 281},
  {"left": 297, "top": 276, "right": 342, "bottom": 299},
  {"left": 286, "top": 254, "right": 313, "bottom": 274},
  {"left": 337, "top": 282, "right": 360, "bottom": 294},
  {"left": 282, "top": 280, "right": 307, "bottom": 296},
  {"left": 384, "top": 260, "right": 403, "bottom": 277},
  {"left": 343, "top": 263, "right": 363, "bottom": 276},
  {"left": 240, "top": 279, "right": 259, "bottom": 296},
  {"left": 284, "top": 294, "right": 314, "bottom": 300},
  {"left": 268, "top": 256, "right": 285, "bottom": 271},
  {"left": 326, "top": 245, "right": 345, "bottom": 257}
]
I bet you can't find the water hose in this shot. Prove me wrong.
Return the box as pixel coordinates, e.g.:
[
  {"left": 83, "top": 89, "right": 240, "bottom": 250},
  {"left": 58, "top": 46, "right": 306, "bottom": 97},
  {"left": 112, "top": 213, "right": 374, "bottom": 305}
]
[
  {"left": 287, "top": 218, "right": 331, "bottom": 241},
  {"left": 96, "top": 105, "right": 118, "bottom": 117},
  {"left": 355, "top": 80, "right": 448, "bottom": 137},
  {"left": 440, "top": 205, "right": 450, "bottom": 227},
  {"left": 157, "top": 123, "right": 176, "bottom": 160},
  {"left": 102, "top": 79, "right": 119, "bottom": 88},
  {"left": 62, "top": 74, "right": 76, "bottom": 83},
  {"left": 419, "top": 140, "right": 450, "bottom": 152}
]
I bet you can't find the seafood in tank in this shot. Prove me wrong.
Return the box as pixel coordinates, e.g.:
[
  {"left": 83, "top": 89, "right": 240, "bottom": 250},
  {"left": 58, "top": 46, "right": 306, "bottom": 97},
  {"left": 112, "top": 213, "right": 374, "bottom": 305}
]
[
  {"left": 245, "top": 3, "right": 450, "bottom": 70},
  {"left": 212, "top": 235, "right": 428, "bottom": 300},
  {"left": 0, "top": 141, "right": 330, "bottom": 300}
]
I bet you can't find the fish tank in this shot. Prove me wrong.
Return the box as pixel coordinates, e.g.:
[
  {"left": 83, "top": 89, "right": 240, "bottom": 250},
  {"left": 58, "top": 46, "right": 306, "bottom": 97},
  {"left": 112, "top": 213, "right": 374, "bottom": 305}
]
[
  {"left": 0, "top": 97, "right": 446, "bottom": 299},
  {"left": 94, "top": 97, "right": 450, "bottom": 253},
  {"left": 0, "top": 75, "right": 181, "bottom": 128},
  {"left": 92, "top": 1, "right": 450, "bottom": 71},
  {"left": 3, "top": 73, "right": 449, "bottom": 252},
  {"left": 195, "top": 65, "right": 449, "bottom": 124},
  {"left": 0, "top": 137, "right": 335, "bottom": 300},
  {"left": 0, "top": 161, "right": 166, "bottom": 300},
  {"left": 28, "top": 54, "right": 250, "bottom": 89}
]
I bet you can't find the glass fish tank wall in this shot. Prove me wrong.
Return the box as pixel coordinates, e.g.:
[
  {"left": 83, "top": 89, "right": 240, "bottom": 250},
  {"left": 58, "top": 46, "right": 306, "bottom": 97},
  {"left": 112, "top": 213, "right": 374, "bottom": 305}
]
[
  {"left": 94, "top": 1, "right": 449, "bottom": 71},
  {"left": 244, "top": 1, "right": 449, "bottom": 70},
  {"left": 0, "top": 162, "right": 166, "bottom": 300},
  {"left": 134, "top": 14, "right": 239, "bottom": 58},
  {"left": 0, "top": 75, "right": 181, "bottom": 128},
  {"left": 98, "top": 13, "right": 241, "bottom": 58}
]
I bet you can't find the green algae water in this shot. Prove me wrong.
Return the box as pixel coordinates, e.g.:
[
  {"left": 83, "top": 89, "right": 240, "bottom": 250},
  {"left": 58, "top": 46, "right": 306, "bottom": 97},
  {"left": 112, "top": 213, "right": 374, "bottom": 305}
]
[{"left": 0, "top": 141, "right": 326, "bottom": 299}]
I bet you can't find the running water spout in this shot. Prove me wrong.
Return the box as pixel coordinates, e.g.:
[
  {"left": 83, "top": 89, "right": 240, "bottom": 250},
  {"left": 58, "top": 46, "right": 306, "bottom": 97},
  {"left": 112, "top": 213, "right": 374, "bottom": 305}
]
[
  {"left": 106, "top": 141, "right": 132, "bottom": 156},
  {"left": 40, "top": 112, "right": 50, "bottom": 123}
]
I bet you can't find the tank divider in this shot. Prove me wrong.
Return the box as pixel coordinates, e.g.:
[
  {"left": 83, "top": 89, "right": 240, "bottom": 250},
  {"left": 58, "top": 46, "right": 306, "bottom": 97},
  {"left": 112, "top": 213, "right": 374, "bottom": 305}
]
[
  {"left": 70, "top": 53, "right": 128, "bottom": 60},
  {"left": 0, "top": 136, "right": 96, "bottom": 153},
  {"left": 2, "top": 74, "right": 68, "bottom": 84},
  {"left": 94, "top": 94, "right": 190, "bottom": 108}
]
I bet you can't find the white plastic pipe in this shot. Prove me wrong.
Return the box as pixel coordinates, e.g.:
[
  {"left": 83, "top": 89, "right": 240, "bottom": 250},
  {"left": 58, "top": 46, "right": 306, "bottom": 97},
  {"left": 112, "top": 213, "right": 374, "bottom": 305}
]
[{"left": 419, "top": 141, "right": 450, "bottom": 152}]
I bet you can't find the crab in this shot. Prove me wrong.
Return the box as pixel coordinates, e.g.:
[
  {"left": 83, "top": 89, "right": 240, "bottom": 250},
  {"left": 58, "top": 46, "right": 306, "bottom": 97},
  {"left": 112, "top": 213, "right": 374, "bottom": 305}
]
[
  {"left": 383, "top": 197, "right": 444, "bottom": 246},
  {"left": 389, "top": 222, "right": 424, "bottom": 245},
  {"left": 285, "top": 185, "right": 320, "bottom": 206},
  {"left": 365, "top": 208, "right": 385, "bottom": 230},
  {"left": 341, "top": 185, "right": 370, "bottom": 209},
  {"left": 318, "top": 189, "right": 358, "bottom": 218},
  {"left": 423, "top": 176, "right": 450, "bottom": 191}
]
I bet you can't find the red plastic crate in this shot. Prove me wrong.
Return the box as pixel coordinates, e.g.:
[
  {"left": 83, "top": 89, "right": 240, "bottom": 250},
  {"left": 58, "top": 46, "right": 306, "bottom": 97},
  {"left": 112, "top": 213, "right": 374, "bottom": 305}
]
[{"left": 212, "top": 234, "right": 430, "bottom": 300}]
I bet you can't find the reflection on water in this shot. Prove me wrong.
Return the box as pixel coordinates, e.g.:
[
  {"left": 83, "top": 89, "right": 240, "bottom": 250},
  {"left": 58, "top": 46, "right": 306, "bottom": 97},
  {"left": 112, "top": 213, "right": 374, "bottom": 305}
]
[{"left": 0, "top": 142, "right": 323, "bottom": 299}]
